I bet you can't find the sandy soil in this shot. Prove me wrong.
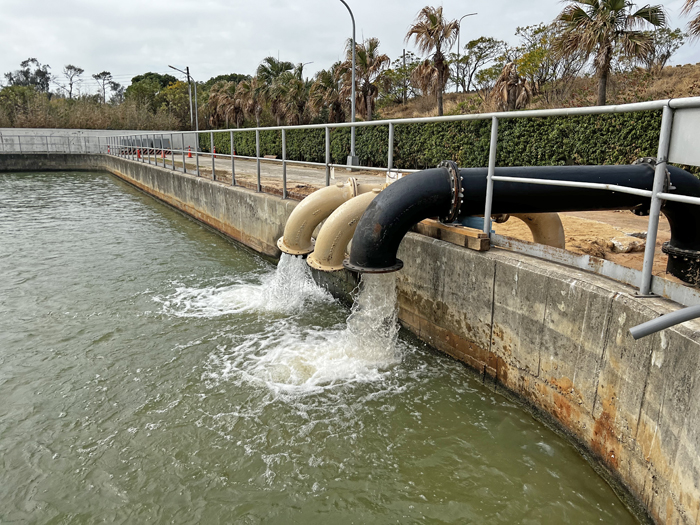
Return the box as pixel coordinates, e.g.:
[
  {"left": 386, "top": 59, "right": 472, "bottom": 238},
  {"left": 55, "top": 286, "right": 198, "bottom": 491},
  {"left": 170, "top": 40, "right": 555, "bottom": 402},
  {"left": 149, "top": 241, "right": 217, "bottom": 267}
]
[{"left": 494, "top": 210, "right": 675, "bottom": 280}]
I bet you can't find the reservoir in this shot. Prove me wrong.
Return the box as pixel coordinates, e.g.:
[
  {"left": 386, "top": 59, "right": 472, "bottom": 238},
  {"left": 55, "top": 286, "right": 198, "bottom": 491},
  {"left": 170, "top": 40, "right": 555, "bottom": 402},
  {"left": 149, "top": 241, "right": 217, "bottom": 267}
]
[{"left": 0, "top": 171, "right": 637, "bottom": 523}]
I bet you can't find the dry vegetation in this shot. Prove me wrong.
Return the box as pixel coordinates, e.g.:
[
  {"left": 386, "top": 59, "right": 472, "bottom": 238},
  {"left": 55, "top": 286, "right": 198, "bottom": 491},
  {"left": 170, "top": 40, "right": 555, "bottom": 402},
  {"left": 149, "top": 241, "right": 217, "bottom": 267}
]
[{"left": 379, "top": 62, "right": 700, "bottom": 120}]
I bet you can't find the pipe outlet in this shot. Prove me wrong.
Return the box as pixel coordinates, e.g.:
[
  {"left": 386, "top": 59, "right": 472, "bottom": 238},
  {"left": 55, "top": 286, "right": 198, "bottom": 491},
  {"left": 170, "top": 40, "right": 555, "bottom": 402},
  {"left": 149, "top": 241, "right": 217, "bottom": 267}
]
[
  {"left": 308, "top": 188, "right": 382, "bottom": 272},
  {"left": 278, "top": 178, "right": 379, "bottom": 256},
  {"left": 510, "top": 213, "right": 566, "bottom": 249}
]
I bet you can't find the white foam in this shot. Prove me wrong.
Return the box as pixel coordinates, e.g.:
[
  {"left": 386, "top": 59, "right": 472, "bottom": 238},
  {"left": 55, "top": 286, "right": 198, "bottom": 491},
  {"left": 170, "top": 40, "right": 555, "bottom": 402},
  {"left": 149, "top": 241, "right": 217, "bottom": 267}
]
[
  {"left": 205, "top": 273, "right": 402, "bottom": 393},
  {"left": 156, "top": 254, "right": 333, "bottom": 318}
]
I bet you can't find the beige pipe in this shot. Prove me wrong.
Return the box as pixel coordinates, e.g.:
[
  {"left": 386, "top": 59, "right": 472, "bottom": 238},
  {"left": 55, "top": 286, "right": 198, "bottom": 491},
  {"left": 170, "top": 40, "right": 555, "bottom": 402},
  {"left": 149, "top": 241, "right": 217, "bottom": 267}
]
[
  {"left": 307, "top": 189, "right": 381, "bottom": 272},
  {"left": 511, "top": 213, "right": 566, "bottom": 249},
  {"left": 278, "top": 178, "right": 379, "bottom": 256}
]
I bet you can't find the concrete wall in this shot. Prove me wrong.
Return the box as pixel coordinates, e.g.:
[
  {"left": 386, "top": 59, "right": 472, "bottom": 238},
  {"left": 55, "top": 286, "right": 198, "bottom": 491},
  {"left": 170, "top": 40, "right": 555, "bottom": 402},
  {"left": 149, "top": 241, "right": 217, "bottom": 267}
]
[{"left": 4, "top": 153, "right": 700, "bottom": 524}]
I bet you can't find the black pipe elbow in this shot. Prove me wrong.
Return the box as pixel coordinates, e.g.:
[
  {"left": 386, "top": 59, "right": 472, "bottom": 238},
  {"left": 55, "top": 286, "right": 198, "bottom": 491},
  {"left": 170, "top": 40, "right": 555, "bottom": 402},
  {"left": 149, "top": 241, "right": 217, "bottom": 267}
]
[
  {"left": 662, "top": 166, "right": 700, "bottom": 284},
  {"left": 343, "top": 167, "right": 453, "bottom": 273}
]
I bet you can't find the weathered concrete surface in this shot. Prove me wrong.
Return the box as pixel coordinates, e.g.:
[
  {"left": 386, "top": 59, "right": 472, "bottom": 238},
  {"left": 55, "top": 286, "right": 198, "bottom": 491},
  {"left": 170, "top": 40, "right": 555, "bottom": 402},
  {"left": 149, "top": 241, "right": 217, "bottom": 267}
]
[{"left": 4, "top": 154, "right": 700, "bottom": 524}]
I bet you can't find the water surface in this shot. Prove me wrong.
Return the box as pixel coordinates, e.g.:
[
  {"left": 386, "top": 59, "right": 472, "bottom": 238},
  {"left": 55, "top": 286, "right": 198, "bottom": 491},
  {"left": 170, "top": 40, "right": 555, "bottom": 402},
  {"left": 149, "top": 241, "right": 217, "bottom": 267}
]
[{"left": 0, "top": 171, "right": 637, "bottom": 523}]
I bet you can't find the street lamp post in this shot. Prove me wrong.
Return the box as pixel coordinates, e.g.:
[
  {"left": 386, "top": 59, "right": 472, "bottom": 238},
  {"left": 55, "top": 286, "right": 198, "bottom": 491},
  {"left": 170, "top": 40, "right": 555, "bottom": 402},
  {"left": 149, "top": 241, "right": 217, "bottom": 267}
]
[
  {"left": 456, "top": 13, "right": 477, "bottom": 93},
  {"left": 168, "top": 65, "right": 199, "bottom": 131},
  {"left": 338, "top": 0, "right": 357, "bottom": 167}
]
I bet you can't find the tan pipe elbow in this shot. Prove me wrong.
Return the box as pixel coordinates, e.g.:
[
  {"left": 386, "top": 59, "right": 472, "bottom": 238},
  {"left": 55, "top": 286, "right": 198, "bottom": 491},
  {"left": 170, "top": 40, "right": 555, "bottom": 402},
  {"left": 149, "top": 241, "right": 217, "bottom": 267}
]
[
  {"left": 307, "top": 189, "right": 381, "bottom": 272},
  {"left": 278, "top": 178, "right": 380, "bottom": 256},
  {"left": 511, "top": 213, "right": 565, "bottom": 249}
]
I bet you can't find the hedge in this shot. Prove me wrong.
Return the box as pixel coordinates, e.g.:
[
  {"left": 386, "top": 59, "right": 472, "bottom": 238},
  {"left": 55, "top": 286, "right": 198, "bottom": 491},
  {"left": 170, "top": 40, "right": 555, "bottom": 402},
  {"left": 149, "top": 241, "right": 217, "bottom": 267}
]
[{"left": 199, "top": 110, "right": 669, "bottom": 170}]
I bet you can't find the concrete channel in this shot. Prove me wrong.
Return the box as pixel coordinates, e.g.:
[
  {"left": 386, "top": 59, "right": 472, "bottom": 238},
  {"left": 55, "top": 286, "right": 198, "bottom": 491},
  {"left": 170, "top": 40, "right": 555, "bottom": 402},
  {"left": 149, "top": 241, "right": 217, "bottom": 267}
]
[{"left": 3, "top": 152, "right": 700, "bottom": 524}]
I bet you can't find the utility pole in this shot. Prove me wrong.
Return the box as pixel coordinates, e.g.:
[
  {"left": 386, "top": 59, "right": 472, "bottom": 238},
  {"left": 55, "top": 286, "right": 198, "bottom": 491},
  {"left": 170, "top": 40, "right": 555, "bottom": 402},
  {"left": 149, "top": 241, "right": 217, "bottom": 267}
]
[
  {"left": 403, "top": 49, "right": 407, "bottom": 104},
  {"left": 456, "top": 13, "right": 478, "bottom": 93},
  {"left": 339, "top": 0, "right": 357, "bottom": 167},
  {"left": 169, "top": 64, "right": 196, "bottom": 131}
]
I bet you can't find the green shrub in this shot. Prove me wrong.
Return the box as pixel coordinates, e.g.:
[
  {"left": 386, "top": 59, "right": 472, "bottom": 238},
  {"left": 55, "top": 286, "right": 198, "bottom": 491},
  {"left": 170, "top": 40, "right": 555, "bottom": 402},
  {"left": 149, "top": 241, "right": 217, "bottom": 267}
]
[{"left": 199, "top": 111, "right": 672, "bottom": 170}]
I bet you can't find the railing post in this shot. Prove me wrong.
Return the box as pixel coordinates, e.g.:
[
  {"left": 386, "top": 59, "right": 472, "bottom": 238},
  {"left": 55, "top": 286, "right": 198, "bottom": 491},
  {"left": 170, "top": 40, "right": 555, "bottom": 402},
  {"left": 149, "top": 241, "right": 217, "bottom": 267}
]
[
  {"left": 46, "top": 135, "right": 50, "bottom": 154},
  {"left": 230, "top": 131, "right": 236, "bottom": 186},
  {"left": 282, "top": 129, "right": 287, "bottom": 199},
  {"left": 387, "top": 122, "right": 394, "bottom": 173},
  {"left": 195, "top": 132, "right": 200, "bottom": 176},
  {"left": 255, "top": 129, "right": 261, "bottom": 192},
  {"left": 325, "top": 126, "right": 331, "bottom": 186},
  {"left": 182, "top": 133, "right": 187, "bottom": 173},
  {"left": 210, "top": 130, "right": 216, "bottom": 181},
  {"left": 639, "top": 104, "right": 674, "bottom": 296},
  {"left": 83, "top": 135, "right": 87, "bottom": 154},
  {"left": 18, "top": 135, "right": 22, "bottom": 153},
  {"left": 97, "top": 136, "right": 100, "bottom": 155},
  {"left": 483, "top": 116, "right": 499, "bottom": 235},
  {"left": 170, "top": 133, "right": 175, "bottom": 170},
  {"left": 67, "top": 135, "right": 71, "bottom": 154}
]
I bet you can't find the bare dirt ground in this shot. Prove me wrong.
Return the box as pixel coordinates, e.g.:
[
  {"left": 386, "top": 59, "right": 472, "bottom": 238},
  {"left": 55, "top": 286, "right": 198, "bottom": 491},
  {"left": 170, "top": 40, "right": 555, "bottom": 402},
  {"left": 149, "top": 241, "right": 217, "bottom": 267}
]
[
  {"left": 494, "top": 211, "right": 675, "bottom": 280},
  {"left": 148, "top": 153, "right": 676, "bottom": 281}
]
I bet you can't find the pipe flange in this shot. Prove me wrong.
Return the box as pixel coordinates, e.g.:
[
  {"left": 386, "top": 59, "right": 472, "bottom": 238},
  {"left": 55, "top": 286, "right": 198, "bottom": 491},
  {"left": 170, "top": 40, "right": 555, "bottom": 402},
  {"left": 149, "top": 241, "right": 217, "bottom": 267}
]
[
  {"left": 347, "top": 177, "right": 359, "bottom": 197},
  {"left": 662, "top": 242, "right": 700, "bottom": 261},
  {"left": 277, "top": 236, "right": 315, "bottom": 256},
  {"left": 438, "top": 160, "right": 463, "bottom": 223},
  {"left": 633, "top": 157, "right": 672, "bottom": 192},
  {"left": 342, "top": 258, "right": 404, "bottom": 273}
]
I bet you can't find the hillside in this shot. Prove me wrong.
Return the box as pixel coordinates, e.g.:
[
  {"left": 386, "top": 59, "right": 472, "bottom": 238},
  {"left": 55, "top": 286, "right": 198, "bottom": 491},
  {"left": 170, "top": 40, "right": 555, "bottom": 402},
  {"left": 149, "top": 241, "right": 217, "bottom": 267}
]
[{"left": 378, "top": 63, "right": 700, "bottom": 120}]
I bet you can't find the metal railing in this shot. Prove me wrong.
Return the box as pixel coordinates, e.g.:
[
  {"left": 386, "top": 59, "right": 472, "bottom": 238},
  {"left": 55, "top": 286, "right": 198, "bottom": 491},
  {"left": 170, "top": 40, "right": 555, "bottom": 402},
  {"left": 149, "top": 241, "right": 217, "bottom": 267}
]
[{"left": 6, "top": 97, "right": 700, "bottom": 298}]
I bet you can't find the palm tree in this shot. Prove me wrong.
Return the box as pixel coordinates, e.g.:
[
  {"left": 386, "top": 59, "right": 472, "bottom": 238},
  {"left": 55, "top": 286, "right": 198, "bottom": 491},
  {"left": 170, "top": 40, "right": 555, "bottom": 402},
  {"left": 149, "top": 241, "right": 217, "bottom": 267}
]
[
  {"left": 411, "top": 59, "right": 447, "bottom": 98},
  {"left": 309, "top": 63, "right": 346, "bottom": 123},
  {"left": 556, "top": 0, "right": 666, "bottom": 106},
  {"left": 341, "top": 37, "right": 390, "bottom": 121},
  {"left": 683, "top": 0, "right": 700, "bottom": 37},
  {"left": 274, "top": 71, "right": 310, "bottom": 125},
  {"left": 237, "top": 77, "right": 263, "bottom": 127},
  {"left": 256, "top": 56, "right": 294, "bottom": 125},
  {"left": 405, "top": 6, "right": 459, "bottom": 116},
  {"left": 489, "top": 63, "right": 533, "bottom": 111}
]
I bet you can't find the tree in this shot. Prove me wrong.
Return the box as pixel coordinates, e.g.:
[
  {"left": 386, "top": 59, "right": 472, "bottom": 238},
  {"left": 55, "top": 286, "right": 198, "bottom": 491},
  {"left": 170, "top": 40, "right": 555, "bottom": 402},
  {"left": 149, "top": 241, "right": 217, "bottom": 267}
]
[
  {"left": 341, "top": 37, "right": 390, "bottom": 121},
  {"left": 203, "top": 73, "right": 250, "bottom": 91},
  {"left": 489, "top": 62, "right": 532, "bottom": 111},
  {"left": 406, "top": 6, "right": 460, "bottom": 116},
  {"left": 683, "top": 0, "right": 700, "bottom": 37},
  {"left": 92, "top": 71, "right": 113, "bottom": 103},
  {"left": 378, "top": 51, "right": 421, "bottom": 104},
  {"left": 129, "top": 72, "right": 177, "bottom": 89},
  {"left": 62, "top": 65, "right": 84, "bottom": 99},
  {"left": 450, "top": 37, "right": 506, "bottom": 93},
  {"left": 638, "top": 27, "right": 686, "bottom": 72},
  {"left": 109, "top": 81, "right": 124, "bottom": 104},
  {"left": 309, "top": 63, "right": 346, "bottom": 123},
  {"left": 256, "top": 56, "right": 294, "bottom": 125},
  {"left": 237, "top": 77, "right": 263, "bottom": 127},
  {"left": 556, "top": 0, "right": 666, "bottom": 106},
  {"left": 4, "top": 58, "right": 52, "bottom": 93},
  {"left": 124, "top": 77, "right": 162, "bottom": 111}
]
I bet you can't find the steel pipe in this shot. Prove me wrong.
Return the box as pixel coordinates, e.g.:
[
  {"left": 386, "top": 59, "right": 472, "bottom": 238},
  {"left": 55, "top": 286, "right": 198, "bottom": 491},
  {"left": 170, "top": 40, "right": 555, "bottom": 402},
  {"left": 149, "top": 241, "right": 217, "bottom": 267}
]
[{"left": 630, "top": 305, "right": 700, "bottom": 339}]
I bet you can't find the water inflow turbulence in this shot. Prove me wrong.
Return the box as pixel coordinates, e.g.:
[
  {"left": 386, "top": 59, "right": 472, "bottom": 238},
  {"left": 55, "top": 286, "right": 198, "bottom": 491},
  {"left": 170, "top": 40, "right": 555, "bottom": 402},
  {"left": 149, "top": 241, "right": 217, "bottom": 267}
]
[{"left": 159, "top": 254, "right": 401, "bottom": 392}]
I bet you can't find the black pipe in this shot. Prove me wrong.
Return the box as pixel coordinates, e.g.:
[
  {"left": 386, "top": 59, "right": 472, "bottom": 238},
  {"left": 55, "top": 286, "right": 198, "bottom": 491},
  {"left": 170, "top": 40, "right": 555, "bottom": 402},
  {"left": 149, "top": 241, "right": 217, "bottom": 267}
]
[{"left": 345, "top": 163, "right": 700, "bottom": 285}]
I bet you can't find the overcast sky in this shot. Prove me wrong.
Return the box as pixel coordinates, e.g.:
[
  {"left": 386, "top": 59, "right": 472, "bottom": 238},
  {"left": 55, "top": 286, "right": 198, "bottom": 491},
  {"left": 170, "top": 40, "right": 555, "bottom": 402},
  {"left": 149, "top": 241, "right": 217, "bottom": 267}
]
[{"left": 1, "top": 0, "right": 698, "bottom": 93}]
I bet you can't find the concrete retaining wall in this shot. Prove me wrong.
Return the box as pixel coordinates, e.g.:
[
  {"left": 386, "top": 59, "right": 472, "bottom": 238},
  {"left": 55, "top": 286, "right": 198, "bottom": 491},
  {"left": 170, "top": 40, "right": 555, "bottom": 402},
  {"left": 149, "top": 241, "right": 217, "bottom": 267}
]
[{"left": 4, "top": 153, "right": 700, "bottom": 524}]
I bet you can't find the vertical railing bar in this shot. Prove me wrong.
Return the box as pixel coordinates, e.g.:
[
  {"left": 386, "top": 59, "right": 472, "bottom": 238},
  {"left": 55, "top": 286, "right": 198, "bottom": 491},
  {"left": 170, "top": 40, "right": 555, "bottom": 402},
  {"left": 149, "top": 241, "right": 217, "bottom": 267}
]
[
  {"left": 282, "top": 129, "right": 288, "bottom": 199},
  {"left": 255, "top": 129, "right": 261, "bottom": 192},
  {"left": 182, "top": 133, "right": 187, "bottom": 173},
  {"left": 230, "top": 130, "right": 236, "bottom": 186},
  {"left": 46, "top": 135, "right": 50, "bottom": 155},
  {"left": 67, "top": 135, "right": 71, "bottom": 154},
  {"left": 483, "top": 116, "right": 499, "bottom": 235},
  {"left": 195, "top": 131, "right": 200, "bottom": 176},
  {"left": 639, "top": 104, "right": 674, "bottom": 295},
  {"left": 325, "top": 126, "right": 330, "bottom": 186},
  {"left": 211, "top": 130, "right": 216, "bottom": 181},
  {"left": 387, "top": 122, "right": 394, "bottom": 173},
  {"left": 170, "top": 133, "right": 175, "bottom": 170},
  {"left": 18, "top": 135, "right": 22, "bottom": 154}
]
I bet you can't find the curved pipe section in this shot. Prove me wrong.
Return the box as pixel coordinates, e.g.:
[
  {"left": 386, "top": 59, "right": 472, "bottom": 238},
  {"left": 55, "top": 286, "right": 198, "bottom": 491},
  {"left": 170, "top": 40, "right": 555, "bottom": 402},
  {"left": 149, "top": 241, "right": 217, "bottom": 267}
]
[
  {"left": 346, "top": 164, "right": 700, "bottom": 284},
  {"left": 630, "top": 305, "right": 700, "bottom": 339},
  {"left": 307, "top": 189, "right": 382, "bottom": 272},
  {"left": 511, "top": 213, "right": 566, "bottom": 249},
  {"left": 278, "top": 178, "right": 379, "bottom": 256},
  {"left": 344, "top": 168, "right": 453, "bottom": 273}
]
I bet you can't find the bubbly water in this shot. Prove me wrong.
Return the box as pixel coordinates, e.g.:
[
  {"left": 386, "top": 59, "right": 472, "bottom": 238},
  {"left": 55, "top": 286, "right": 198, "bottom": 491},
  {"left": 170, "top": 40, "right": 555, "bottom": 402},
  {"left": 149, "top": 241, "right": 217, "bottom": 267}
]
[{"left": 0, "top": 171, "right": 639, "bottom": 524}]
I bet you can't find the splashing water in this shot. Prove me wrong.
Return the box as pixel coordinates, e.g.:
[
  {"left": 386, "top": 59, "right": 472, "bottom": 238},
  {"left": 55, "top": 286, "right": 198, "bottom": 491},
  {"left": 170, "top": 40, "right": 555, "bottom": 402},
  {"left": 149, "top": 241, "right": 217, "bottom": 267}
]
[{"left": 156, "top": 254, "right": 332, "bottom": 317}]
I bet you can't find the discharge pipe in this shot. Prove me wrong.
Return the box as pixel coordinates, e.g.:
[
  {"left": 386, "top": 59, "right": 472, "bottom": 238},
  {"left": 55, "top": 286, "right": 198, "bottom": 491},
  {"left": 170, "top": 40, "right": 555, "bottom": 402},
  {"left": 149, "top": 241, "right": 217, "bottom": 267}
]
[
  {"left": 278, "top": 178, "right": 380, "bottom": 256},
  {"left": 345, "top": 161, "right": 700, "bottom": 284}
]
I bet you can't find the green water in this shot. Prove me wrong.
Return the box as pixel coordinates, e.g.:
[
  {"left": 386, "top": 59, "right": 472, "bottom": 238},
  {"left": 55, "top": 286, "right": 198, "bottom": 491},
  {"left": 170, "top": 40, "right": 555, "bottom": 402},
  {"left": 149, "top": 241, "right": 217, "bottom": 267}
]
[{"left": 0, "top": 171, "right": 637, "bottom": 523}]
